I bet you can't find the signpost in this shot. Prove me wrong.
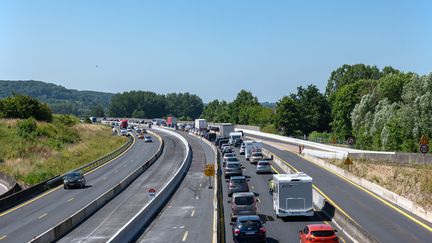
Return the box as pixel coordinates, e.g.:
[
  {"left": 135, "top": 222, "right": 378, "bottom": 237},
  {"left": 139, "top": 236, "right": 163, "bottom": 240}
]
[
  {"left": 419, "top": 135, "right": 429, "bottom": 155},
  {"left": 148, "top": 188, "right": 156, "bottom": 198},
  {"left": 204, "top": 164, "right": 215, "bottom": 189},
  {"left": 347, "top": 137, "right": 355, "bottom": 146},
  {"left": 344, "top": 157, "right": 353, "bottom": 171}
]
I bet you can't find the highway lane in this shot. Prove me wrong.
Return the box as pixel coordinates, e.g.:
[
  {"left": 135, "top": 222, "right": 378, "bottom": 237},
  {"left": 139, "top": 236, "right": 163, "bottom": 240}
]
[
  {"left": 221, "top": 145, "right": 352, "bottom": 243},
  {"left": 247, "top": 133, "right": 432, "bottom": 242},
  {"left": 0, "top": 133, "right": 160, "bottom": 243},
  {"left": 137, "top": 132, "right": 216, "bottom": 243},
  {"left": 60, "top": 129, "right": 185, "bottom": 242}
]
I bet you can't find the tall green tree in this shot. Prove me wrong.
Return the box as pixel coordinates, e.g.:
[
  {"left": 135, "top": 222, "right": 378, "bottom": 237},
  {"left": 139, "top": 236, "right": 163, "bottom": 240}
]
[{"left": 275, "top": 96, "right": 301, "bottom": 136}]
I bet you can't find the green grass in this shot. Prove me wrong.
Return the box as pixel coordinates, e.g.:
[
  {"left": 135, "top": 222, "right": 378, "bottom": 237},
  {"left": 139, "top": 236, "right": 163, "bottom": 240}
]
[{"left": 0, "top": 118, "right": 127, "bottom": 185}]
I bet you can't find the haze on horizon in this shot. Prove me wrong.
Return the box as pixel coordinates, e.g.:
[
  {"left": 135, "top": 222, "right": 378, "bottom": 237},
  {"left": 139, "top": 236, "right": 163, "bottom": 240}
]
[{"left": 1, "top": 0, "right": 431, "bottom": 102}]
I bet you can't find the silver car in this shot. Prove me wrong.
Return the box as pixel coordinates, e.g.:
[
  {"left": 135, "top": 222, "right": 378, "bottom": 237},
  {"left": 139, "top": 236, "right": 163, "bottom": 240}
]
[
  {"left": 239, "top": 145, "right": 246, "bottom": 155},
  {"left": 256, "top": 160, "right": 272, "bottom": 174},
  {"left": 250, "top": 151, "right": 263, "bottom": 164}
]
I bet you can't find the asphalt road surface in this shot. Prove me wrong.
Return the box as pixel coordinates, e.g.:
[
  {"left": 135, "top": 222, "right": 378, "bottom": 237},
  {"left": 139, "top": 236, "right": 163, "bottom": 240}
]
[
  {"left": 137, "top": 132, "right": 216, "bottom": 243},
  {"left": 0, "top": 132, "right": 160, "bottom": 243},
  {"left": 247, "top": 133, "right": 432, "bottom": 242},
  {"left": 60, "top": 129, "right": 185, "bottom": 242}
]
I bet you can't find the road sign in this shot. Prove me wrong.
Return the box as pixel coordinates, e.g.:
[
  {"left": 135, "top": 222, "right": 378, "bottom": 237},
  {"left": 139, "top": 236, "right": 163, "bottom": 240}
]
[
  {"left": 420, "top": 144, "right": 429, "bottom": 154},
  {"left": 344, "top": 157, "right": 353, "bottom": 165},
  {"left": 148, "top": 188, "right": 156, "bottom": 198},
  {"left": 204, "top": 164, "right": 215, "bottom": 176},
  {"left": 347, "top": 137, "right": 355, "bottom": 145},
  {"left": 420, "top": 135, "right": 429, "bottom": 145}
]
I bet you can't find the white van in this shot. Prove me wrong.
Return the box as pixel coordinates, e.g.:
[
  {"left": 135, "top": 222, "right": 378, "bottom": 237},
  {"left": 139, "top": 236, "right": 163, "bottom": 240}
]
[{"left": 272, "top": 173, "right": 313, "bottom": 217}]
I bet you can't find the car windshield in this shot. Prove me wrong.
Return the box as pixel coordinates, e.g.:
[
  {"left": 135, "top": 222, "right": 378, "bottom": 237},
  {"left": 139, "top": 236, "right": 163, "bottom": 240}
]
[
  {"left": 311, "top": 230, "right": 335, "bottom": 237},
  {"left": 238, "top": 220, "right": 261, "bottom": 230},
  {"left": 234, "top": 196, "right": 254, "bottom": 205},
  {"left": 65, "top": 172, "right": 80, "bottom": 179}
]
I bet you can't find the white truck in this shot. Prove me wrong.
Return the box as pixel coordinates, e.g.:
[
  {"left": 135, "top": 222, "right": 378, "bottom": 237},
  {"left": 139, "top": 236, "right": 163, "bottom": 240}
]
[
  {"left": 195, "top": 119, "right": 207, "bottom": 131},
  {"left": 272, "top": 173, "right": 313, "bottom": 217},
  {"left": 219, "top": 123, "right": 234, "bottom": 138},
  {"left": 245, "top": 141, "right": 262, "bottom": 161},
  {"left": 229, "top": 132, "right": 243, "bottom": 145}
]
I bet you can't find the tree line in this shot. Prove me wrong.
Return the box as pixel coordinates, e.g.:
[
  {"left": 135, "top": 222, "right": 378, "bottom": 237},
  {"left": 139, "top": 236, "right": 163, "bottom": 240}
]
[{"left": 202, "top": 64, "right": 432, "bottom": 152}]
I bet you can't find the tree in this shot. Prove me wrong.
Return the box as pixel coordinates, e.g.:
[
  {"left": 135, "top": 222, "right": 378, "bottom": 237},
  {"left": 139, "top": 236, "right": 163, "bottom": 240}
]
[
  {"left": 377, "top": 73, "right": 411, "bottom": 103},
  {"left": 275, "top": 96, "right": 301, "bottom": 136},
  {"left": 0, "top": 94, "right": 52, "bottom": 121},
  {"left": 325, "top": 64, "right": 381, "bottom": 98},
  {"left": 89, "top": 105, "right": 105, "bottom": 117}
]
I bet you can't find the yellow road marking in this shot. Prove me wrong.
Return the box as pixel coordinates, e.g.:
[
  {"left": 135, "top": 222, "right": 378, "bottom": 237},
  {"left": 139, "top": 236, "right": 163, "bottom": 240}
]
[
  {"left": 38, "top": 213, "right": 47, "bottom": 219},
  {"left": 0, "top": 235, "right": 6, "bottom": 240},
  {"left": 0, "top": 136, "right": 136, "bottom": 217},
  {"left": 182, "top": 230, "right": 189, "bottom": 241},
  {"left": 302, "top": 155, "right": 432, "bottom": 233},
  {"left": 67, "top": 197, "right": 74, "bottom": 202}
]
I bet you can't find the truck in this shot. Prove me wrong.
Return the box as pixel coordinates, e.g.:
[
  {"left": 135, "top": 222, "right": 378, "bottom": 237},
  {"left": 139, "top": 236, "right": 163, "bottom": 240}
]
[
  {"left": 219, "top": 123, "right": 234, "bottom": 138},
  {"left": 195, "top": 119, "right": 207, "bottom": 131},
  {"left": 245, "top": 140, "right": 262, "bottom": 160},
  {"left": 272, "top": 173, "right": 313, "bottom": 217},
  {"left": 167, "top": 116, "right": 177, "bottom": 127},
  {"left": 119, "top": 119, "right": 128, "bottom": 129},
  {"left": 229, "top": 132, "right": 243, "bottom": 146}
]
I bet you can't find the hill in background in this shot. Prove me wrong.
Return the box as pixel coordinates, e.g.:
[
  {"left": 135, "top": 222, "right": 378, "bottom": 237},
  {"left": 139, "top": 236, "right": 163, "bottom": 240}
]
[{"left": 0, "top": 80, "right": 114, "bottom": 116}]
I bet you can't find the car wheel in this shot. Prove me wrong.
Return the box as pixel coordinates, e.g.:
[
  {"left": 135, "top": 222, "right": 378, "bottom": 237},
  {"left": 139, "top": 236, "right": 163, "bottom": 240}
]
[{"left": 64, "top": 185, "right": 68, "bottom": 189}]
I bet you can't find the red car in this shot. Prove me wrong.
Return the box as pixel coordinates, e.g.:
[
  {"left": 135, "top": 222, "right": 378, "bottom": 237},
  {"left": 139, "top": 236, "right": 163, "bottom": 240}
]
[{"left": 299, "top": 224, "right": 339, "bottom": 242}]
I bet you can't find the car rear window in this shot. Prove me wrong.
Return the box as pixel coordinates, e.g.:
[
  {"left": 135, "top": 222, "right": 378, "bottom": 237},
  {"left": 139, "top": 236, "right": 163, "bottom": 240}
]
[
  {"left": 227, "top": 164, "right": 240, "bottom": 169},
  {"left": 238, "top": 220, "right": 261, "bottom": 230},
  {"left": 311, "top": 230, "right": 335, "bottom": 237},
  {"left": 252, "top": 152, "right": 262, "bottom": 156},
  {"left": 227, "top": 157, "right": 238, "bottom": 162},
  {"left": 234, "top": 196, "right": 254, "bottom": 205},
  {"left": 258, "top": 161, "right": 269, "bottom": 165},
  {"left": 231, "top": 179, "right": 246, "bottom": 184},
  {"left": 225, "top": 154, "right": 235, "bottom": 157}
]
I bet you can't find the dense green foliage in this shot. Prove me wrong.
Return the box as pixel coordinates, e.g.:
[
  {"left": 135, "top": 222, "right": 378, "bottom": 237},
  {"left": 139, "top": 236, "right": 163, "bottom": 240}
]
[
  {"left": 0, "top": 94, "right": 53, "bottom": 121},
  {"left": 109, "top": 91, "right": 204, "bottom": 120},
  {"left": 0, "top": 80, "right": 113, "bottom": 116}
]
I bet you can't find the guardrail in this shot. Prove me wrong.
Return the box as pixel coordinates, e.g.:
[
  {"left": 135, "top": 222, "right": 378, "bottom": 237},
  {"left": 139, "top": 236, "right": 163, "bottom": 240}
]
[
  {"left": 30, "top": 130, "right": 164, "bottom": 242},
  {"left": 108, "top": 127, "right": 192, "bottom": 243},
  {"left": 262, "top": 148, "right": 379, "bottom": 243},
  {"left": 0, "top": 135, "right": 133, "bottom": 213}
]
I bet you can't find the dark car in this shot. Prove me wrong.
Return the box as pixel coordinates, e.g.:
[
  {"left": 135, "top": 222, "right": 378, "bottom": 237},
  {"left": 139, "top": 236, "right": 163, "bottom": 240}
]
[
  {"left": 224, "top": 162, "right": 243, "bottom": 179},
  {"left": 63, "top": 171, "right": 86, "bottom": 189},
  {"left": 207, "top": 132, "right": 217, "bottom": 142},
  {"left": 234, "top": 138, "right": 243, "bottom": 147},
  {"left": 232, "top": 215, "right": 266, "bottom": 243},
  {"left": 222, "top": 146, "right": 233, "bottom": 155},
  {"left": 219, "top": 139, "right": 229, "bottom": 149},
  {"left": 228, "top": 176, "right": 250, "bottom": 197}
]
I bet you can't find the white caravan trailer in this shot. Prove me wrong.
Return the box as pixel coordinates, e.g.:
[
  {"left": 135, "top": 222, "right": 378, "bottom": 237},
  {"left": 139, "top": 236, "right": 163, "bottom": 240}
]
[
  {"left": 244, "top": 141, "right": 262, "bottom": 161},
  {"left": 272, "top": 173, "right": 313, "bottom": 217}
]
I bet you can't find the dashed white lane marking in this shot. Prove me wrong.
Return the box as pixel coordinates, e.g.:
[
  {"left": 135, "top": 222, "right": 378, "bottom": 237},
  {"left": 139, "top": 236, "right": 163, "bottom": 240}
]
[
  {"left": 182, "top": 231, "right": 189, "bottom": 241},
  {"left": 68, "top": 197, "right": 74, "bottom": 202},
  {"left": 38, "top": 213, "right": 47, "bottom": 219},
  {"left": 190, "top": 209, "right": 195, "bottom": 217}
]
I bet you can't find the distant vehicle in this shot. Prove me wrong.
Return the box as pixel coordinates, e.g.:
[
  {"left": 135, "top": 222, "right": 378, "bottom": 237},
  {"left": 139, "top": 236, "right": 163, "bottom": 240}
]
[
  {"left": 256, "top": 160, "right": 272, "bottom": 174},
  {"left": 127, "top": 126, "right": 133, "bottom": 132},
  {"left": 219, "top": 123, "right": 234, "bottom": 138},
  {"left": 223, "top": 153, "right": 236, "bottom": 162},
  {"left": 219, "top": 139, "right": 229, "bottom": 149},
  {"left": 222, "top": 146, "right": 233, "bottom": 155},
  {"left": 138, "top": 133, "right": 144, "bottom": 139},
  {"left": 224, "top": 157, "right": 240, "bottom": 167},
  {"left": 233, "top": 138, "right": 243, "bottom": 147},
  {"left": 239, "top": 144, "right": 246, "bottom": 155},
  {"left": 89, "top": 117, "right": 97, "bottom": 123},
  {"left": 207, "top": 132, "right": 217, "bottom": 142},
  {"left": 224, "top": 162, "right": 243, "bottom": 179},
  {"left": 119, "top": 119, "right": 128, "bottom": 129},
  {"left": 63, "top": 171, "right": 86, "bottom": 189},
  {"left": 229, "top": 132, "right": 243, "bottom": 146},
  {"left": 136, "top": 128, "right": 142, "bottom": 134},
  {"left": 144, "top": 135, "right": 152, "bottom": 143},
  {"left": 231, "top": 215, "right": 266, "bottom": 243},
  {"left": 250, "top": 151, "right": 263, "bottom": 164},
  {"left": 299, "top": 224, "right": 338, "bottom": 243},
  {"left": 230, "top": 192, "right": 257, "bottom": 220},
  {"left": 272, "top": 173, "right": 313, "bottom": 217},
  {"left": 245, "top": 141, "right": 262, "bottom": 161},
  {"left": 195, "top": 119, "right": 207, "bottom": 131},
  {"left": 167, "top": 116, "right": 177, "bottom": 127},
  {"left": 120, "top": 129, "right": 128, "bottom": 136},
  {"left": 228, "top": 176, "right": 249, "bottom": 197}
]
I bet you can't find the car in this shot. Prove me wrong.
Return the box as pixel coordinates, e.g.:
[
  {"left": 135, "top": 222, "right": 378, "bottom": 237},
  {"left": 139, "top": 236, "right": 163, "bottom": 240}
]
[
  {"left": 127, "top": 126, "right": 133, "bottom": 132},
  {"left": 232, "top": 215, "right": 266, "bottom": 243},
  {"left": 224, "top": 162, "right": 243, "bottom": 179},
  {"left": 223, "top": 152, "right": 237, "bottom": 162},
  {"left": 256, "top": 160, "right": 272, "bottom": 174},
  {"left": 228, "top": 176, "right": 250, "bottom": 197},
  {"left": 233, "top": 138, "right": 243, "bottom": 147},
  {"left": 224, "top": 157, "right": 239, "bottom": 167},
  {"left": 299, "top": 224, "right": 339, "bottom": 243},
  {"left": 138, "top": 133, "right": 144, "bottom": 139},
  {"left": 144, "top": 135, "right": 152, "bottom": 143},
  {"left": 239, "top": 145, "right": 246, "bottom": 155},
  {"left": 250, "top": 151, "right": 263, "bottom": 164},
  {"left": 219, "top": 139, "right": 229, "bottom": 149},
  {"left": 136, "top": 128, "right": 142, "bottom": 133},
  {"left": 222, "top": 146, "right": 233, "bottom": 155},
  {"left": 120, "top": 129, "right": 128, "bottom": 136},
  {"left": 230, "top": 192, "right": 257, "bottom": 220},
  {"left": 63, "top": 171, "right": 86, "bottom": 189}
]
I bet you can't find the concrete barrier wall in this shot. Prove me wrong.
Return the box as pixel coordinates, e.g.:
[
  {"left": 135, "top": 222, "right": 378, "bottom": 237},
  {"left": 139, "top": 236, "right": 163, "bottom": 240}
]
[
  {"left": 30, "top": 131, "right": 165, "bottom": 243},
  {"left": 0, "top": 172, "right": 21, "bottom": 199},
  {"left": 349, "top": 152, "right": 432, "bottom": 164},
  {"left": 108, "top": 127, "right": 192, "bottom": 243},
  {"left": 262, "top": 148, "right": 379, "bottom": 243},
  {"left": 234, "top": 124, "right": 261, "bottom": 131}
]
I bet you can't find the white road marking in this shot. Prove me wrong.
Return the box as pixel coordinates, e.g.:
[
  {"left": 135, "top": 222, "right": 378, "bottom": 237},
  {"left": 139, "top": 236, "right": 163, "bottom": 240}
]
[
  {"left": 190, "top": 209, "right": 195, "bottom": 217},
  {"left": 38, "top": 213, "right": 47, "bottom": 219},
  {"left": 67, "top": 197, "right": 74, "bottom": 202},
  {"left": 182, "top": 231, "right": 189, "bottom": 241}
]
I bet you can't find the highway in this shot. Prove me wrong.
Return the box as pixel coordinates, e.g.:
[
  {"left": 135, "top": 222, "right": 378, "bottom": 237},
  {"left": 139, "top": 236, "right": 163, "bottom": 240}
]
[
  {"left": 220, "top": 144, "right": 352, "bottom": 243},
  {"left": 137, "top": 132, "right": 216, "bottom": 243},
  {"left": 247, "top": 133, "right": 432, "bottom": 242},
  {"left": 60, "top": 129, "right": 186, "bottom": 242},
  {"left": 0, "top": 132, "right": 160, "bottom": 243}
]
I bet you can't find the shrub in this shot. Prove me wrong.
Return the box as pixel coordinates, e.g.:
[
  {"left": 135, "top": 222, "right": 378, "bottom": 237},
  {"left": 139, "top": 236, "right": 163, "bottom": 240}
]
[{"left": 17, "top": 117, "right": 38, "bottom": 138}]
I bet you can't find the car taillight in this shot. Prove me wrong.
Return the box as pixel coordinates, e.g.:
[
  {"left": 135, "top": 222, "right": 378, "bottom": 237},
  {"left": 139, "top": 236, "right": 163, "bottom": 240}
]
[
  {"left": 234, "top": 229, "right": 240, "bottom": 235},
  {"left": 259, "top": 227, "right": 266, "bottom": 233}
]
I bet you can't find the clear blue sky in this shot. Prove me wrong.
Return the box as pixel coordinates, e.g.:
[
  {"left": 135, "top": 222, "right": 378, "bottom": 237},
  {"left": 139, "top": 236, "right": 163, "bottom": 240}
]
[{"left": 1, "top": 0, "right": 431, "bottom": 102}]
